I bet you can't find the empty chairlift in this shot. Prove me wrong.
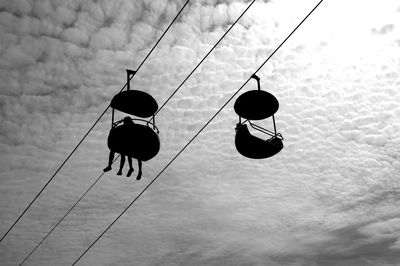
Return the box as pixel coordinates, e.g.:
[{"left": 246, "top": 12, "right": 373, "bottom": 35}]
[{"left": 234, "top": 74, "right": 283, "bottom": 159}]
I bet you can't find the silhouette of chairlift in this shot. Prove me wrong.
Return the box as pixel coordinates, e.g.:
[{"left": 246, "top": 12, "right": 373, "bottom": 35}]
[
  {"left": 107, "top": 69, "right": 160, "bottom": 161},
  {"left": 234, "top": 74, "right": 283, "bottom": 159}
]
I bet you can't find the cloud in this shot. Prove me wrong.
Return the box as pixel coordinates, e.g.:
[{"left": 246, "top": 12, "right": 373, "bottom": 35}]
[
  {"left": 359, "top": 218, "right": 400, "bottom": 243},
  {"left": 0, "top": 0, "right": 32, "bottom": 15},
  {"left": 272, "top": 223, "right": 400, "bottom": 265},
  {"left": 61, "top": 27, "right": 90, "bottom": 46},
  {"left": 1, "top": 0, "right": 400, "bottom": 265},
  {"left": 90, "top": 26, "right": 127, "bottom": 50}
]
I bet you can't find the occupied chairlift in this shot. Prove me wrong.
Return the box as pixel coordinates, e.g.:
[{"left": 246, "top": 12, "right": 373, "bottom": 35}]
[
  {"left": 108, "top": 70, "right": 160, "bottom": 162},
  {"left": 234, "top": 74, "right": 284, "bottom": 159}
]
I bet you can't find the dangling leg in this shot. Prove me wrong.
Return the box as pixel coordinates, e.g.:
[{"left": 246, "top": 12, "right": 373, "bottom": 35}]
[
  {"left": 136, "top": 160, "right": 142, "bottom": 180},
  {"left": 117, "top": 154, "right": 125, "bottom": 175},
  {"left": 103, "top": 151, "right": 114, "bottom": 172},
  {"left": 126, "top": 157, "right": 134, "bottom": 177}
]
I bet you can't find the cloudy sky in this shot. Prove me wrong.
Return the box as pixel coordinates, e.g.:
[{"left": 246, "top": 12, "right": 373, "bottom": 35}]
[{"left": 0, "top": 0, "right": 400, "bottom": 265}]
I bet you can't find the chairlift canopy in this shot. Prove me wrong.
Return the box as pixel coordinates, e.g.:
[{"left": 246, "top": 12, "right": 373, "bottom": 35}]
[
  {"left": 110, "top": 90, "right": 158, "bottom": 118},
  {"left": 234, "top": 90, "right": 279, "bottom": 120}
]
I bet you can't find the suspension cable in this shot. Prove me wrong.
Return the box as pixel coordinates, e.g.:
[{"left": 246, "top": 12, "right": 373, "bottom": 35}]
[
  {"left": 15, "top": 0, "right": 259, "bottom": 260},
  {"left": 15, "top": 0, "right": 260, "bottom": 260},
  {"left": 18, "top": 156, "right": 120, "bottom": 266},
  {"left": 154, "top": 0, "right": 257, "bottom": 116},
  {"left": 0, "top": 0, "right": 190, "bottom": 243},
  {"left": 72, "top": 1, "right": 324, "bottom": 264}
]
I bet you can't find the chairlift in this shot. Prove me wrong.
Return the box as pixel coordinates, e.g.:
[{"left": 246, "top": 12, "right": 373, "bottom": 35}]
[
  {"left": 234, "top": 74, "right": 279, "bottom": 120},
  {"left": 234, "top": 74, "right": 283, "bottom": 159},
  {"left": 107, "top": 70, "right": 160, "bottom": 161},
  {"left": 235, "top": 121, "right": 283, "bottom": 159}
]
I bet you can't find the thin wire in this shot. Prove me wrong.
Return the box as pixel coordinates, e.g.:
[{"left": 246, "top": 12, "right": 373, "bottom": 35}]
[
  {"left": 0, "top": 0, "right": 190, "bottom": 243},
  {"left": 132, "top": 0, "right": 191, "bottom": 82},
  {"left": 0, "top": 108, "right": 107, "bottom": 243},
  {"left": 23, "top": 0, "right": 256, "bottom": 262},
  {"left": 12, "top": 0, "right": 252, "bottom": 253},
  {"left": 72, "top": 1, "right": 324, "bottom": 264},
  {"left": 19, "top": 156, "right": 120, "bottom": 266},
  {"left": 154, "top": 0, "right": 256, "bottom": 116}
]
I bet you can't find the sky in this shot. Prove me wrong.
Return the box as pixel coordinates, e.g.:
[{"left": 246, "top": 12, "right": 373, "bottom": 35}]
[{"left": 0, "top": 0, "right": 400, "bottom": 265}]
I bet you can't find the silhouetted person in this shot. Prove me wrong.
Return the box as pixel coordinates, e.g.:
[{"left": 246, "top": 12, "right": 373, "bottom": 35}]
[{"left": 103, "top": 117, "right": 143, "bottom": 180}]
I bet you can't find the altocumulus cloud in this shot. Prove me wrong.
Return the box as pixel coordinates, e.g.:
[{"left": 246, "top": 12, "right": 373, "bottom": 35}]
[{"left": 1, "top": 0, "right": 400, "bottom": 265}]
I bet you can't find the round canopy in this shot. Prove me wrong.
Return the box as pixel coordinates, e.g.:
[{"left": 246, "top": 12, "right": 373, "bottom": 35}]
[
  {"left": 234, "top": 90, "right": 279, "bottom": 120},
  {"left": 110, "top": 90, "right": 158, "bottom": 118}
]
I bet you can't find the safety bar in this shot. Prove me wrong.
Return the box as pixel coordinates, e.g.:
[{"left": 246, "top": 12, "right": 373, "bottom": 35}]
[
  {"left": 249, "top": 121, "right": 275, "bottom": 137},
  {"left": 112, "top": 118, "right": 160, "bottom": 134},
  {"left": 239, "top": 120, "right": 283, "bottom": 140}
]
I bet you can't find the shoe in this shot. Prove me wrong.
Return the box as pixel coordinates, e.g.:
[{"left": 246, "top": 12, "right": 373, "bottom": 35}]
[
  {"left": 117, "top": 170, "right": 123, "bottom": 176},
  {"left": 103, "top": 166, "right": 112, "bottom": 172},
  {"left": 127, "top": 168, "right": 134, "bottom": 177},
  {"left": 136, "top": 172, "right": 142, "bottom": 180}
]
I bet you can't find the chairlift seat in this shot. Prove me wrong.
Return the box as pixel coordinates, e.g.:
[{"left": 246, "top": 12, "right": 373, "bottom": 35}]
[
  {"left": 107, "top": 123, "right": 160, "bottom": 161},
  {"left": 234, "top": 90, "right": 279, "bottom": 120},
  {"left": 110, "top": 90, "right": 158, "bottom": 118},
  {"left": 235, "top": 124, "right": 283, "bottom": 159}
]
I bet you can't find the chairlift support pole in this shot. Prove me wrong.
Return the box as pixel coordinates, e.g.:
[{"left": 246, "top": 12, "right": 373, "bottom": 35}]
[
  {"left": 272, "top": 115, "right": 277, "bottom": 136},
  {"left": 111, "top": 109, "right": 115, "bottom": 128},
  {"left": 251, "top": 74, "right": 261, "bottom": 91},
  {"left": 251, "top": 74, "right": 278, "bottom": 137},
  {"left": 126, "top": 69, "right": 137, "bottom": 91}
]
